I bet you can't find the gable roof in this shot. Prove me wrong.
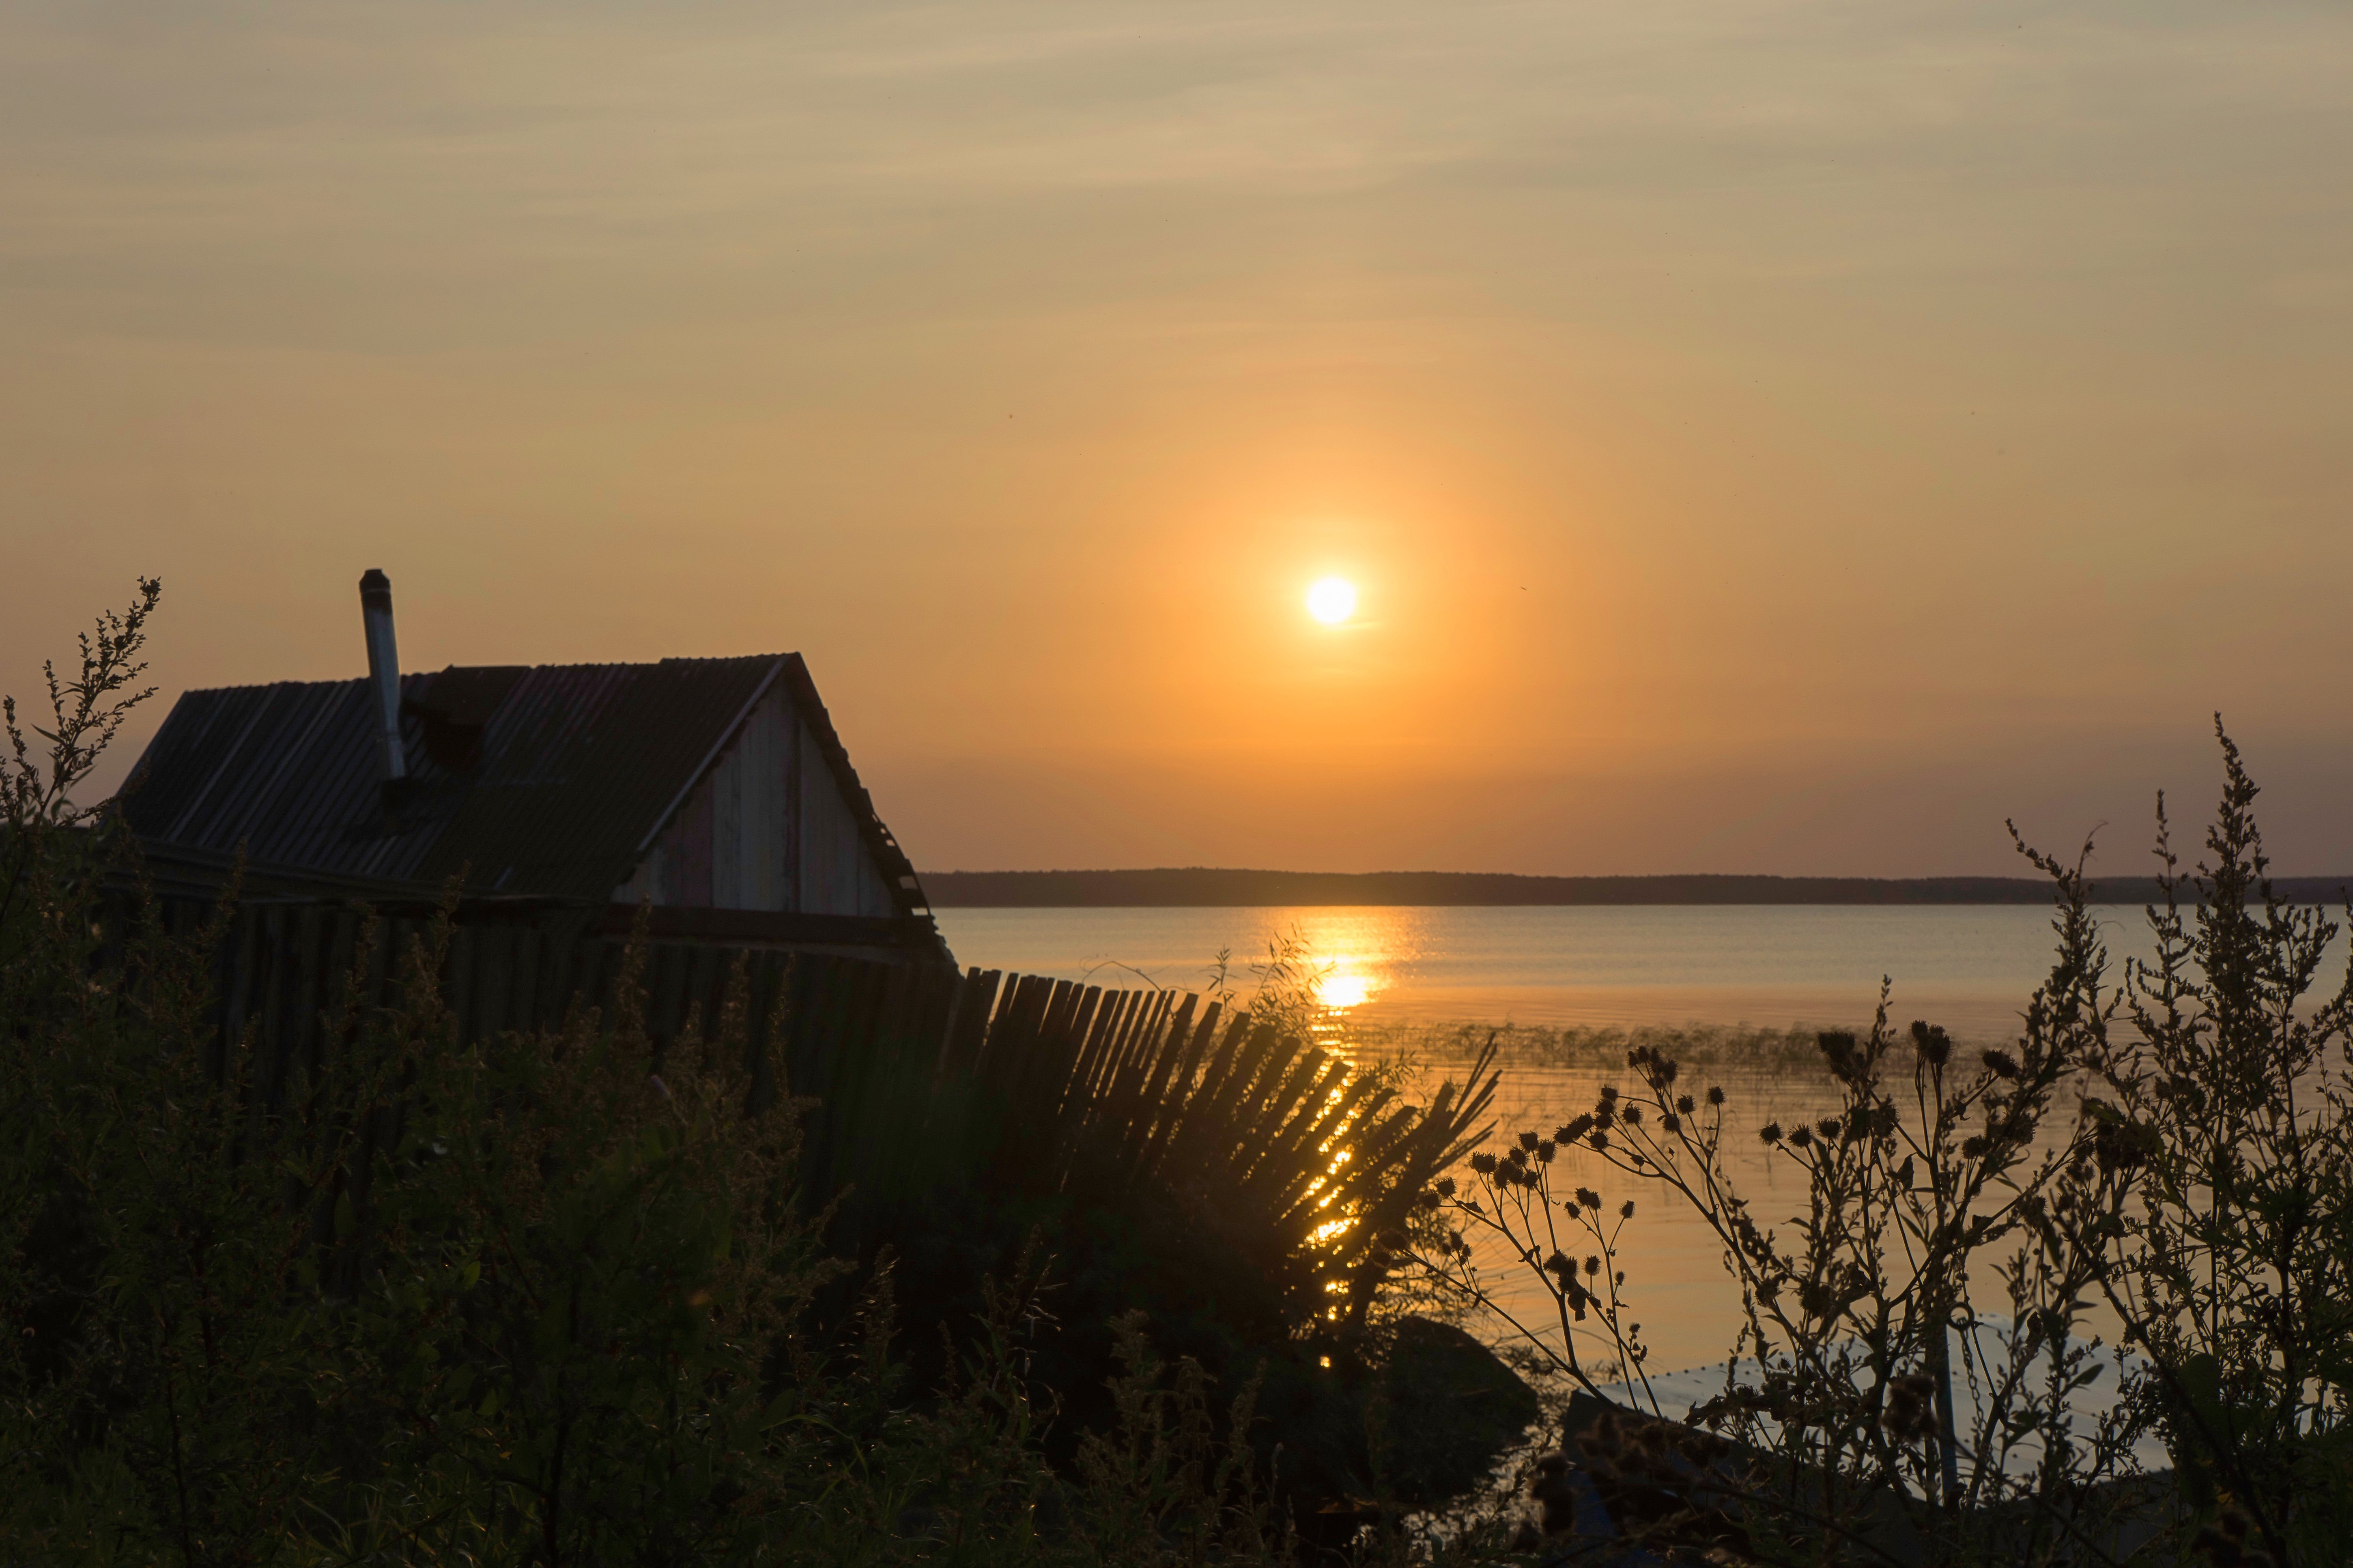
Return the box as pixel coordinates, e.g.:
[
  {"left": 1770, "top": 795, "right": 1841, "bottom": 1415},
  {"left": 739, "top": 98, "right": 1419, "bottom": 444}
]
[{"left": 119, "top": 654, "right": 930, "bottom": 914}]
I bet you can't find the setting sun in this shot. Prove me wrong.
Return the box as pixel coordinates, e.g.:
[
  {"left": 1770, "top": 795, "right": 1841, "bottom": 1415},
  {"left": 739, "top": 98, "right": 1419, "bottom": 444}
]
[{"left": 1305, "top": 577, "right": 1357, "bottom": 625}]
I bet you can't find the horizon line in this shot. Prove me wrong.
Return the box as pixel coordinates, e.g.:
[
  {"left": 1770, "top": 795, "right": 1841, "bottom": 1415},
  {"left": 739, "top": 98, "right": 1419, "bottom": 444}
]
[{"left": 918, "top": 866, "right": 2353, "bottom": 908}]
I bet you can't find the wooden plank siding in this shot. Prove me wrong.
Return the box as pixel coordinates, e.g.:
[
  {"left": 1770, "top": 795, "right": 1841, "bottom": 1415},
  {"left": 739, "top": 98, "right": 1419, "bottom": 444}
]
[
  {"left": 798, "top": 705, "right": 895, "bottom": 917},
  {"left": 614, "top": 683, "right": 894, "bottom": 917}
]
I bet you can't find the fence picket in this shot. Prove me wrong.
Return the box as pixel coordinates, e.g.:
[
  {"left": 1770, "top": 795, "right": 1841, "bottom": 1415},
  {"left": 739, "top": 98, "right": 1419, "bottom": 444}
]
[{"left": 111, "top": 887, "right": 1488, "bottom": 1321}]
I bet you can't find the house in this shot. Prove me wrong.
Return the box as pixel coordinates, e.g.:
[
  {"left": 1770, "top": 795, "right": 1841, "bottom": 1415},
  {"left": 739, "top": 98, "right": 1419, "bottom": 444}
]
[{"left": 119, "top": 571, "right": 950, "bottom": 965}]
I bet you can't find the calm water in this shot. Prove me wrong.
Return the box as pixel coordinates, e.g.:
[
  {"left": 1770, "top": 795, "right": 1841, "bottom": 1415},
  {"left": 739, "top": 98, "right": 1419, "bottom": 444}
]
[
  {"left": 937, "top": 903, "right": 2348, "bottom": 1378},
  {"left": 932, "top": 903, "right": 2262, "bottom": 1042}
]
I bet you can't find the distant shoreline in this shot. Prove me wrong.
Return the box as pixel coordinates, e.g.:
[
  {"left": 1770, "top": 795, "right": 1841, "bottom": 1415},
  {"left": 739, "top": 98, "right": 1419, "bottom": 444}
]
[{"left": 921, "top": 868, "right": 2353, "bottom": 909}]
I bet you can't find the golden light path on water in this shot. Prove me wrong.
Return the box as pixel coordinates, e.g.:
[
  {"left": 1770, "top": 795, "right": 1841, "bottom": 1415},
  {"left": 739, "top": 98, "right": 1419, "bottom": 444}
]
[
  {"left": 938, "top": 903, "right": 2352, "bottom": 1388},
  {"left": 944, "top": 902, "right": 2184, "bottom": 1043}
]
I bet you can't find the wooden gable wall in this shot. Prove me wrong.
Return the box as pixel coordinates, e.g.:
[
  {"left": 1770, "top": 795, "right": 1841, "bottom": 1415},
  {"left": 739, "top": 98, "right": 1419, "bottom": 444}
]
[{"left": 613, "top": 682, "right": 899, "bottom": 917}]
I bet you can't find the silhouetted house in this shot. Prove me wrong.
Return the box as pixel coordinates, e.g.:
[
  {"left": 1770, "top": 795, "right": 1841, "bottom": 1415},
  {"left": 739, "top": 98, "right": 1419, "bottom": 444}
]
[{"left": 119, "top": 571, "right": 949, "bottom": 965}]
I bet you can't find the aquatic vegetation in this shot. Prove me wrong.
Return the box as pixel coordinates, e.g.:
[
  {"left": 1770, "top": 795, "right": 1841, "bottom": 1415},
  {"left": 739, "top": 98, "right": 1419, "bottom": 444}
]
[{"left": 1343, "top": 1016, "right": 1830, "bottom": 1079}]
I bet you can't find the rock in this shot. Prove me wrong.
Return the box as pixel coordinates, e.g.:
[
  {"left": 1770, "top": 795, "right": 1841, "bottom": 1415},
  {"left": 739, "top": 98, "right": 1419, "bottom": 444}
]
[{"left": 1375, "top": 1316, "right": 1541, "bottom": 1508}]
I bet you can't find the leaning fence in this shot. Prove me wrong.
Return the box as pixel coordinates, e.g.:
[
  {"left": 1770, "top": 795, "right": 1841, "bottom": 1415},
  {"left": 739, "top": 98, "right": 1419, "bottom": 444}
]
[{"left": 128, "top": 891, "right": 1496, "bottom": 1321}]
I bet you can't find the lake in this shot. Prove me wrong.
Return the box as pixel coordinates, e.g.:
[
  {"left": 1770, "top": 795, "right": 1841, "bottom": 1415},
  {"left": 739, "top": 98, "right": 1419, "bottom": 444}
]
[
  {"left": 931, "top": 902, "right": 2254, "bottom": 1042},
  {"left": 936, "top": 902, "right": 2349, "bottom": 1384}
]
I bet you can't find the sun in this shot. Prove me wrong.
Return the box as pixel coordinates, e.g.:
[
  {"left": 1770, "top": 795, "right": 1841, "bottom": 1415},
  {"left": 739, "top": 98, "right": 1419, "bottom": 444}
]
[{"left": 1305, "top": 577, "right": 1357, "bottom": 625}]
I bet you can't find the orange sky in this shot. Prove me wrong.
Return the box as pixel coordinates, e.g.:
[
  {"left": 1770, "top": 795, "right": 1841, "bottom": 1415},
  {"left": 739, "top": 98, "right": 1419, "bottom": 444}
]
[{"left": 7, "top": 2, "right": 2351, "bottom": 876}]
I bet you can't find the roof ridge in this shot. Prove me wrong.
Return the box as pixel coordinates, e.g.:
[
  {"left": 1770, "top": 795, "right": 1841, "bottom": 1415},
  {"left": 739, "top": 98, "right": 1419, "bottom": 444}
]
[{"left": 174, "top": 652, "right": 805, "bottom": 696}]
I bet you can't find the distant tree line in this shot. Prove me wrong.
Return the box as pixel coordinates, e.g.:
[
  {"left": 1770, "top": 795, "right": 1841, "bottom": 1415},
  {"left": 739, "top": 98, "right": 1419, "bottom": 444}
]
[{"left": 922, "top": 867, "right": 2352, "bottom": 909}]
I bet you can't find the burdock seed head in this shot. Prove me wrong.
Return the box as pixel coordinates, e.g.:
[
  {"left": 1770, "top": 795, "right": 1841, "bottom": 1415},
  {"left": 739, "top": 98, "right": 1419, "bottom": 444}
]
[
  {"left": 1881, "top": 1373, "right": 1939, "bottom": 1442},
  {"left": 1817, "top": 1030, "right": 1861, "bottom": 1080}
]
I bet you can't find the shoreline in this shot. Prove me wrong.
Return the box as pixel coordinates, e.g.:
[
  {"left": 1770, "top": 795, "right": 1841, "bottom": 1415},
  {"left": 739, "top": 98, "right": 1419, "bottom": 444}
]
[{"left": 921, "top": 867, "right": 2353, "bottom": 908}]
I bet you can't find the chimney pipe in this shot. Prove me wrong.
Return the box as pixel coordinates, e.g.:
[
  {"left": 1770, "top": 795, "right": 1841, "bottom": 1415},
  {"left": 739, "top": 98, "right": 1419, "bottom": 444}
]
[{"left": 359, "top": 569, "right": 407, "bottom": 782}]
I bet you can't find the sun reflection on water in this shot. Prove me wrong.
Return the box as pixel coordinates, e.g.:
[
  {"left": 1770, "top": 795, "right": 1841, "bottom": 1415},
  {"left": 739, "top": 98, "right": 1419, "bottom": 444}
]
[{"left": 1314, "top": 966, "right": 1374, "bottom": 1010}]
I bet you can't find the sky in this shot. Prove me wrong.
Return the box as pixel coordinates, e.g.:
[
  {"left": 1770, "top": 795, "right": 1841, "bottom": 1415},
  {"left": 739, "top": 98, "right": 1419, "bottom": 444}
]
[{"left": 5, "top": 0, "right": 2350, "bottom": 878}]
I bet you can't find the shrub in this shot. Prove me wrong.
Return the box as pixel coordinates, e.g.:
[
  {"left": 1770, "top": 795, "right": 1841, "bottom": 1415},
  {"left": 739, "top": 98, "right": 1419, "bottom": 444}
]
[
  {"left": 0, "top": 582, "right": 1521, "bottom": 1565},
  {"left": 2088, "top": 724, "right": 2353, "bottom": 1566},
  {"left": 1417, "top": 726, "right": 2353, "bottom": 1564}
]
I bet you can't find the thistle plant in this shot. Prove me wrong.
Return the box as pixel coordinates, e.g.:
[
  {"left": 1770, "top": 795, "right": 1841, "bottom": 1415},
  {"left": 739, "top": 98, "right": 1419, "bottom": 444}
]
[{"left": 1414, "top": 849, "right": 2153, "bottom": 1562}]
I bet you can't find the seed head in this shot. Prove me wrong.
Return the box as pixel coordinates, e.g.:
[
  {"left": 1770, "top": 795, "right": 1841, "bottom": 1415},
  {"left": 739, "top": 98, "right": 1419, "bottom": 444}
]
[{"left": 1881, "top": 1373, "right": 1939, "bottom": 1442}]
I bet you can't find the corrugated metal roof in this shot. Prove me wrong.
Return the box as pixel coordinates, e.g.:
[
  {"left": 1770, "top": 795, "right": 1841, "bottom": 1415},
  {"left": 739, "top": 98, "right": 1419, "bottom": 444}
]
[{"left": 119, "top": 654, "right": 929, "bottom": 913}]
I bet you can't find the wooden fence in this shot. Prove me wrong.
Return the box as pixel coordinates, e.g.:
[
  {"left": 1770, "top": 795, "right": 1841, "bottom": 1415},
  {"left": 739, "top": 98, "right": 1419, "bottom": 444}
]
[{"left": 135, "top": 891, "right": 1497, "bottom": 1310}]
